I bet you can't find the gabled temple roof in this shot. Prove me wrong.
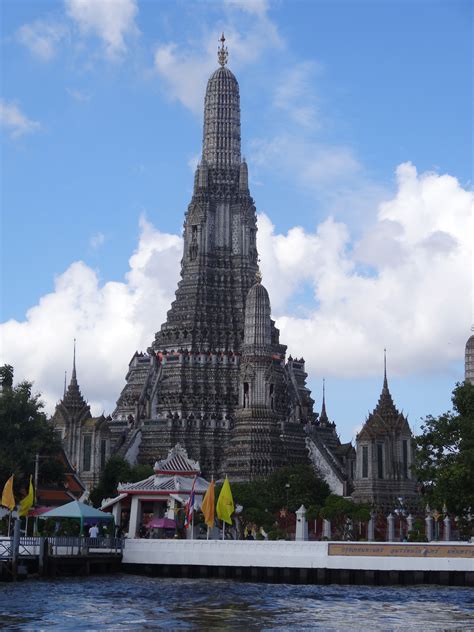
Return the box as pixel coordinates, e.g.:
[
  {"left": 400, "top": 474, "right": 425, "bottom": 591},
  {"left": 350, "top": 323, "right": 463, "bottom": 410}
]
[
  {"left": 62, "top": 340, "right": 89, "bottom": 413},
  {"left": 118, "top": 474, "right": 208, "bottom": 495},
  {"left": 153, "top": 443, "right": 200, "bottom": 475},
  {"left": 357, "top": 357, "right": 411, "bottom": 441}
]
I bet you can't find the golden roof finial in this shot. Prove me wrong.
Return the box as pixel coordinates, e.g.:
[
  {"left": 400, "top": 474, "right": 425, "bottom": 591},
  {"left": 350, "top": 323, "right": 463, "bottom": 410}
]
[{"left": 218, "top": 32, "right": 228, "bottom": 67}]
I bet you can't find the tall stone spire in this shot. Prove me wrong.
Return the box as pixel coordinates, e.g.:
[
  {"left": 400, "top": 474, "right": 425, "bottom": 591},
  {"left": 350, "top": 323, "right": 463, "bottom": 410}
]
[
  {"left": 373, "top": 349, "right": 399, "bottom": 420},
  {"left": 115, "top": 38, "right": 312, "bottom": 478},
  {"left": 319, "top": 378, "right": 329, "bottom": 425},
  {"left": 202, "top": 34, "right": 241, "bottom": 169},
  {"left": 62, "top": 339, "right": 88, "bottom": 411}
]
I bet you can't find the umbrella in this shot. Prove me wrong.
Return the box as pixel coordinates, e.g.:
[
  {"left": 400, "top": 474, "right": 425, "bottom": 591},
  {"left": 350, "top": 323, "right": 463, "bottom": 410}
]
[
  {"left": 146, "top": 517, "right": 176, "bottom": 529},
  {"left": 40, "top": 500, "right": 113, "bottom": 535}
]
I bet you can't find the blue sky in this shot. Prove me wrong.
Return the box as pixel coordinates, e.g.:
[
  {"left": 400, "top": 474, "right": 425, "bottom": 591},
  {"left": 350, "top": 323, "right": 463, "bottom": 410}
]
[{"left": 1, "top": 0, "right": 472, "bottom": 442}]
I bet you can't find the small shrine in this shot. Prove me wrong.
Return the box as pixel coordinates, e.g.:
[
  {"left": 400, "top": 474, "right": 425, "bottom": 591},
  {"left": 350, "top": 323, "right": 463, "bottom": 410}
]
[{"left": 101, "top": 444, "right": 209, "bottom": 538}]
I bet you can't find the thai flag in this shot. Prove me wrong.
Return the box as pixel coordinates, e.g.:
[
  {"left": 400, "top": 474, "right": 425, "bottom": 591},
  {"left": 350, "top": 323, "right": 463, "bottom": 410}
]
[{"left": 184, "top": 477, "right": 197, "bottom": 529}]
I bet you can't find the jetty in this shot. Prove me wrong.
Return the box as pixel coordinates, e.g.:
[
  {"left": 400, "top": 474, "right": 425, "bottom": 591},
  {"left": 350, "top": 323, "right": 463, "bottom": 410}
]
[{"left": 0, "top": 536, "right": 123, "bottom": 580}]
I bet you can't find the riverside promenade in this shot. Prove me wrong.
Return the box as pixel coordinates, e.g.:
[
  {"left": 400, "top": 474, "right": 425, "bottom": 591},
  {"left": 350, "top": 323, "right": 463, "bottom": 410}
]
[{"left": 122, "top": 539, "right": 474, "bottom": 586}]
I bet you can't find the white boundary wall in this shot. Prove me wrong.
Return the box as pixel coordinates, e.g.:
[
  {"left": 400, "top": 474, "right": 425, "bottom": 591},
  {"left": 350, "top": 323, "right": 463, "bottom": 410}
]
[{"left": 122, "top": 540, "right": 474, "bottom": 572}]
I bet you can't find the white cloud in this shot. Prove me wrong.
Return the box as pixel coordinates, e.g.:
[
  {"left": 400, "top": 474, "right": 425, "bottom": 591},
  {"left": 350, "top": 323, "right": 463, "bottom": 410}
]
[
  {"left": 16, "top": 20, "right": 67, "bottom": 61},
  {"left": 0, "top": 217, "right": 181, "bottom": 415},
  {"left": 0, "top": 100, "right": 41, "bottom": 138},
  {"left": 65, "top": 0, "right": 139, "bottom": 59},
  {"left": 153, "top": 5, "right": 283, "bottom": 114},
  {"left": 251, "top": 134, "right": 362, "bottom": 188},
  {"left": 1, "top": 164, "right": 471, "bottom": 419},
  {"left": 259, "top": 163, "right": 473, "bottom": 379},
  {"left": 89, "top": 232, "right": 105, "bottom": 249},
  {"left": 249, "top": 133, "right": 388, "bottom": 230},
  {"left": 274, "top": 62, "right": 322, "bottom": 128}
]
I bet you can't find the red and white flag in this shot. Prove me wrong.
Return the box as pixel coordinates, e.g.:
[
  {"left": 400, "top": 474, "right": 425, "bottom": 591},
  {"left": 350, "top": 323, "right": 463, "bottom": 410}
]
[{"left": 184, "top": 477, "right": 197, "bottom": 529}]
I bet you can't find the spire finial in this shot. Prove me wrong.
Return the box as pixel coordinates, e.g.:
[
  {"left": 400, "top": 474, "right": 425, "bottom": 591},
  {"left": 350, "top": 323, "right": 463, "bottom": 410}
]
[
  {"left": 383, "top": 347, "right": 388, "bottom": 388},
  {"left": 72, "top": 338, "right": 77, "bottom": 379},
  {"left": 63, "top": 370, "right": 67, "bottom": 398},
  {"left": 255, "top": 266, "right": 262, "bottom": 284},
  {"left": 218, "top": 32, "right": 228, "bottom": 67},
  {"left": 320, "top": 378, "right": 328, "bottom": 424}
]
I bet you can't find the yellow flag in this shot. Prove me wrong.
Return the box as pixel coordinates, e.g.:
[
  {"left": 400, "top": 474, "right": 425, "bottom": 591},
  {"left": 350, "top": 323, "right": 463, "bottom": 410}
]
[
  {"left": 216, "top": 476, "right": 234, "bottom": 525},
  {"left": 19, "top": 476, "right": 34, "bottom": 517},
  {"left": 1, "top": 475, "right": 15, "bottom": 511},
  {"left": 201, "top": 479, "right": 215, "bottom": 528}
]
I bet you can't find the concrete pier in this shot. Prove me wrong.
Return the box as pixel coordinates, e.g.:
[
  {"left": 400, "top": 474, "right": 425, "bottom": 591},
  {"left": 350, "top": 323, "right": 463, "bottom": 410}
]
[{"left": 122, "top": 540, "right": 474, "bottom": 586}]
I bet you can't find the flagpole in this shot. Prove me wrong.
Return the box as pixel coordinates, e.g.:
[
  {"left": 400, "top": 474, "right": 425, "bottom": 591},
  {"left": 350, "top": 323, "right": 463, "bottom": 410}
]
[
  {"left": 8, "top": 511, "right": 11, "bottom": 537},
  {"left": 222, "top": 521, "right": 225, "bottom": 540},
  {"left": 191, "top": 511, "right": 194, "bottom": 540},
  {"left": 206, "top": 525, "right": 209, "bottom": 540}
]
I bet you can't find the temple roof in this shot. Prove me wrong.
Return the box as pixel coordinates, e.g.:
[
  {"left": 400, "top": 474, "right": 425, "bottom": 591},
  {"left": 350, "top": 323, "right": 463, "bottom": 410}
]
[
  {"left": 357, "top": 356, "right": 411, "bottom": 441},
  {"left": 62, "top": 340, "right": 89, "bottom": 413},
  {"left": 153, "top": 443, "right": 200, "bottom": 475},
  {"left": 118, "top": 474, "right": 208, "bottom": 495},
  {"left": 202, "top": 34, "right": 241, "bottom": 169}
]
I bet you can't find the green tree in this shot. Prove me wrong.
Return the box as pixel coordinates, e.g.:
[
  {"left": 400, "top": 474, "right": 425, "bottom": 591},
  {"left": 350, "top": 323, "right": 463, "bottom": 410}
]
[
  {"left": 89, "top": 455, "right": 153, "bottom": 507},
  {"left": 0, "top": 366, "right": 64, "bottom": 495},
  {"left": 414, "top": 381, "right": 474, "bottom": 523},
  {"left": 319, "top": 494, "right": 371, "bottom": 539},
  {"left": 228, "top": 465, "right": 331, "bottom": 532},
  {"left": 0, "top": 364, "right": 14, "bottom": 389}
]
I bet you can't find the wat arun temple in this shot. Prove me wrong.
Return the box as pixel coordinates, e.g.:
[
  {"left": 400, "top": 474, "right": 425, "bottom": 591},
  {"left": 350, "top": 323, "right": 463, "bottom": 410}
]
[{"left": 53, "top": 38, "right": 419, "bottom": 511}]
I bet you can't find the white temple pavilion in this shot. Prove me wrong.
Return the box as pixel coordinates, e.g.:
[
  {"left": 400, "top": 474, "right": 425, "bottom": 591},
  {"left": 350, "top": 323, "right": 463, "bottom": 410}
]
[{"left": 101, "top": 444, "right": 209, "bottom": 538}]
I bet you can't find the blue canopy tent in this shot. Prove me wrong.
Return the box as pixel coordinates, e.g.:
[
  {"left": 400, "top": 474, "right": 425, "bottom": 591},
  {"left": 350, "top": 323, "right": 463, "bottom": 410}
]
[{"left": 39, "top": 500, "right": 114, "bottom": 535}]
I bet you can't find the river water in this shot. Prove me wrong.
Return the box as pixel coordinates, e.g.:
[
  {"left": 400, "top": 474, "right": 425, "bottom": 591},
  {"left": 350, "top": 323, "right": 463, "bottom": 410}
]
[{"left": 1, "top": 574, "right": 473, "bottom": 630}]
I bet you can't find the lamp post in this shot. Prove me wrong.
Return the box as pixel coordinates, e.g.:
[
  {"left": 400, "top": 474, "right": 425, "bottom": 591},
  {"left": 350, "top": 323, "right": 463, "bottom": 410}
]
[{"left": 33, "top": 453, "right": 50, "bottom": 535}]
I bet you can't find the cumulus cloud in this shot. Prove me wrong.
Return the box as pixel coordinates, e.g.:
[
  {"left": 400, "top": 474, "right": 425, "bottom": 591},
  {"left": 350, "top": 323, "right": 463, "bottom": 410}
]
[
  {"left": 65, "top": 0, "right": 139, "bottom": 59},
  {"left": 16, "top": 20, "right": 68, "bottom": 61},
  {"left": 0, "top": 100, "right": 41, "bottom": 138},
  {"left": 1, "top": 164, "right": 471, "bottom": 419},
  {"left": 260, "top": 163, "right": 473, "bottom": 378},
  {"left": 1, "top": 217, "right": 181, "bottom": 415}
]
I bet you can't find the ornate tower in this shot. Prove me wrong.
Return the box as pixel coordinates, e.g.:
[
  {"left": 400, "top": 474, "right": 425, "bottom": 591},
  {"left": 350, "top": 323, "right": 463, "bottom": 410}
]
[
  {"left": 352, "top": 354, "right": 419, "bottom": 511},
  {"left": 225, "top": 275, "right": 307, "bottom": 479},
  {"left": 53, "top": 341, "right": 111, "bottom": 489},
  {"left": 113, "top": 36, "right": 315, "bottom": 478}
]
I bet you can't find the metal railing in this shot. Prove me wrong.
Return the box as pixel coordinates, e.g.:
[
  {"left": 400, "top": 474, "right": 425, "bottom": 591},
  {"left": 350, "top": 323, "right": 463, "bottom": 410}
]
[
  {"left": 0, "top": 536, "right": 123, "bottom": 559},
  {"left": 47, "top": 536, "right": 123, "bottom": 556}
]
